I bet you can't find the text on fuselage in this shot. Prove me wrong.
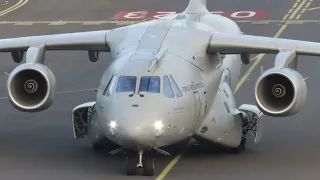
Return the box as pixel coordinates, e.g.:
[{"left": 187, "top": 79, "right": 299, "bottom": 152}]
[{"left": 182, "top": 82, "right": 205, "bottom": 92}]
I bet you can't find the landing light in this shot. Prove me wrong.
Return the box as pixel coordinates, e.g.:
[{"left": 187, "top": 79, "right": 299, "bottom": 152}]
[
  {"left": 154, "top": 121, "right": 163, "bottom": 130},
  {"left": 110, "top": 121, "right": 117, "bottom": 129}
]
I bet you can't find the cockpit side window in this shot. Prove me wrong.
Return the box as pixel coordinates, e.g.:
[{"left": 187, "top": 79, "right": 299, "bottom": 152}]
[
  {"left": 116, "top": 76, "right": 137, "bottom": 93},
  {"left": 163, "top": 76, "right": 174, "bottom": 98},
  {"left": 169, "top": 75, "right": 183, "bottom": 97},
  {"left": 139, "top": 76, "right": 160, "bottom": 93},
  {"left": 105, "top": 75, "right": 117, "bottom": 96},
  {"left": 102, "top": 74, "right": 114, "bottom": 96}
]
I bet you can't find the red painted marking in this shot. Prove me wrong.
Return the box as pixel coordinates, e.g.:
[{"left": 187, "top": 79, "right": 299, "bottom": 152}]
[{"left": 111, "top": 10, "right": 267, "bottom": 20}]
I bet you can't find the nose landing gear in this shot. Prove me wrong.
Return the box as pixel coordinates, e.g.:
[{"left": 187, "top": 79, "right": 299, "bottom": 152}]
[{"left": 125, "top": 150, "right": 155, "bottom": 176}]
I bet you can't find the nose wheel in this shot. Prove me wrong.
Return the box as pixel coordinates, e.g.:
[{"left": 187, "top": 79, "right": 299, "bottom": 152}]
[
  {"left": 125, "top": 154, "right": 138, "bottom": 175},
  {"left": 142, "top": 154, "right": 155, "bottom": 176},
  {"left": 125, "top": 151, "right": 155, "bottom": 176}
]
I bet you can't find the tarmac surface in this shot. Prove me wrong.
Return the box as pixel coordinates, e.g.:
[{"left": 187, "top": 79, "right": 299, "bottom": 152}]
[{"left": 0, "top": 0, "right": 320, "bottom": 180}]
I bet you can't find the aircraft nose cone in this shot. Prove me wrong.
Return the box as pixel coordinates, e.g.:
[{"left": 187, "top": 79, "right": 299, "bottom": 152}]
[
  {"left": 120, "top": 117, "right": 155, "bottom": 151},
  {"left": 124, "top": 123, "right": 140, "bottom": 139}
]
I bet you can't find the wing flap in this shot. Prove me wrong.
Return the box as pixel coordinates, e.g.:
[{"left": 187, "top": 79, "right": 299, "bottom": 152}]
[
  {"left": 207, "top": 32, "right": 320, "bottom": 56},
  {"left": 0, "top": 30, "right": 111, "bottom": 52}
]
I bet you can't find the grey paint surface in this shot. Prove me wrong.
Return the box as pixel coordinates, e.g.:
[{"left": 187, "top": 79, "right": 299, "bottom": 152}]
[
  {"left": 166, "top": 24, "right": 320, "bottom": 180},
  {"left": 0, "top": 0, "right": 319, "bottom": 180},
  {"left": 0, "top": 0, "right": 19, "bottom": 11},
  {"left": 165, "top": 4, "right": 320, "bottom": 180}
]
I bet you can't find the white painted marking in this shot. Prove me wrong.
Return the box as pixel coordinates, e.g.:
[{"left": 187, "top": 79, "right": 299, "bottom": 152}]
[
  {"left": 153, "top": 12, "right": 176, "bottom": 19},
  {"left": 231, "top": 11, "right": 257, "bottom": 18},
  {"left": 123, "top": 11, "right": 148, "bottom": 19}
]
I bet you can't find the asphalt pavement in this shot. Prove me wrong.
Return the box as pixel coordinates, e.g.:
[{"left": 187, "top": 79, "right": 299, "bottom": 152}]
[{"left": 0, "top": 0, "right": 319, "bottom": 180}]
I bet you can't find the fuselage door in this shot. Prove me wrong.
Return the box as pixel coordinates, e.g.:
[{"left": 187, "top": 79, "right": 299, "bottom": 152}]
[{"left": 192, "top": 91, "right": 201, "bottom": 131}]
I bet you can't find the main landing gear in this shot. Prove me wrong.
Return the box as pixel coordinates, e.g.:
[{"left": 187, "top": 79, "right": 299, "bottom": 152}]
[{"left": 126, "top": 150, "right": 155, "bottom": 176}]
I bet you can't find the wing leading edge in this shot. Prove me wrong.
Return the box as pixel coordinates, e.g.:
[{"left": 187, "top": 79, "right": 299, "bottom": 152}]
[
  {"left": 207, "top": 32, "right": 320, "bottom": 56},
  {"left": 0, "top": 30, "right": 111, "bottom": 52}
]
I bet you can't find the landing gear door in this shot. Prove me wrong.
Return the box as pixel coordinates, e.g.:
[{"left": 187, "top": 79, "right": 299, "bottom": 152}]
[
  {"left": 192, "top": 91, "right": 201, "bottom": 131},
  {"left": 254, "top": 115, "right": 264, "bottom": 144},
  {"left": 72, "top": 102, "right": 96, "bottom": 139},
  {"left": 238, "top": 104, "right": 264, "bottom": 144}
]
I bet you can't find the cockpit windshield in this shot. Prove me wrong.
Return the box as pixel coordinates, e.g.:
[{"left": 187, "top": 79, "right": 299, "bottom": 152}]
[
  {"left": 116, "top": 76, "right": 137, "bottom": 93},
  {"left": 139, "top": 76, "right": 160, "bottom": 93}
]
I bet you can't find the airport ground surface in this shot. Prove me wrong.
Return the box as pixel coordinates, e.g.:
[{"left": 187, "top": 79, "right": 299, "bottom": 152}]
[{"left": 0, "top": 0, "right": 320, "bottom": 179}]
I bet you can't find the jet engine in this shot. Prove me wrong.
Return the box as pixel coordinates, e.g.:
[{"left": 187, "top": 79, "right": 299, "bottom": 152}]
[
  {"left": 7, "top": 63, "right": 56, "bottom": 112},
  {"left": 254, "top": 67, "right": 307, "bottom": 117}
]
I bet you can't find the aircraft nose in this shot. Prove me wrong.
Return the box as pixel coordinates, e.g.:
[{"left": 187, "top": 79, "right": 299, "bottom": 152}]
[
  {"left": 123, "top": 120, "right": 141, "bottom": 139},
  {"left": 105, "top": 105, "right": 168, "bottom": 151},
  {"left": 109, "top": 111, "right": 167, "bottom": 151},
  {"left": 121, "top": 118, "right": 156, "bottom": 151}
]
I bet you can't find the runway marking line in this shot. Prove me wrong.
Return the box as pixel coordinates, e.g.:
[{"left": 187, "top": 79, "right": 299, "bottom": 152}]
[
  {"left": 296, "top": 0, "right": 313, "bottom": 19},
  {"left": 0, "top": 0, "right": 313, "bottom": 178},
  {"left": 283, "top": 0, "right": 300, "bottom": 20},
  {"left": 156, "top": 0, "right": 310, "bottom": 179},
  {"left": 111, "top": 10, "right": 267, "bottom": 20},
  {"left": 289, "top": 0, "right": 306, "bottom": 20},
  {"left": 4, "top": 19, "right": 320, "bottom": 26},
  {"left": 307, "top": 6, "right": 320, "bottom": 11},
  {"left": 0, "top": 0, "right": 28, "bottom": 16},
  {"left": 234, "top": 25, "right": 288, "bottom": 92}
]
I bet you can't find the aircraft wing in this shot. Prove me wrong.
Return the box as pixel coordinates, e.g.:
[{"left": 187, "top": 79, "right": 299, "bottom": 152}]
[
  {"left": 0, "top": 30, "right": 111, "bottom": 52},
  {"left": 207, "top": 32, "right": 320, "bottom": 56}
]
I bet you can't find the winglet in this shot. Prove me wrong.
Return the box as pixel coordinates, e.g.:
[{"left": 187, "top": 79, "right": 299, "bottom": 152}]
[{"left": 183, "top": 0, "right": 209, "bottom": 14}]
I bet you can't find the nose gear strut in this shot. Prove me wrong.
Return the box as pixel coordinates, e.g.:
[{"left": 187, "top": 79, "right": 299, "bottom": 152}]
[
  {"left": 137, "top": 150, "right": 143, "bottom": 168},
  {"left": 125, "top": 150, "right": 155, "bottom": 176}
]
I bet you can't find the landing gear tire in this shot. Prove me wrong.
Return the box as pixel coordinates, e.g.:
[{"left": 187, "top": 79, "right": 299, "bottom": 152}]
[
  {"left": 143, "top": 155, "right": 155, "bottom": 176},
  {"left": 126, "top": 154, "right": 138, "bottom": 176},
  {"left": 229, "top": 138, "right": 246, "bottom": 153}
]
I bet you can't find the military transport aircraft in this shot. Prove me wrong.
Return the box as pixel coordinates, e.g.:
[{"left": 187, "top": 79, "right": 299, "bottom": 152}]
[{"left": 0, "top": 0, "right": 317, "bottom": 176}]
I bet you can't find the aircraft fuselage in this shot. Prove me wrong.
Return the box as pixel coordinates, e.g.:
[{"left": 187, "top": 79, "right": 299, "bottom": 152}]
[{"left": 89, "top": 13, "right": 245, "bottom": 151}]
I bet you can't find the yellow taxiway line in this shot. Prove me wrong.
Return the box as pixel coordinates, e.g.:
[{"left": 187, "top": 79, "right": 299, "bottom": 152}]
[
  {"left": 0, "top": 0, "right": 314, "bottom": 178},
  {"left": 289, "top": 0, "right": 306, "bottom": 20},
  {"left": 156, "top": 0, "right": 313, "bottom": 179},
  {"left": 3, "top": 19, "right": 320, "bottom": 26},
  {"left": 0, "top": 0, "right": 28, "bottom": 16},
  {"left": 2, "top": 19, "right": 320, "bottom": 26},
  {"left": 234, "top": 25, "right": 287, "bottom": 92}
]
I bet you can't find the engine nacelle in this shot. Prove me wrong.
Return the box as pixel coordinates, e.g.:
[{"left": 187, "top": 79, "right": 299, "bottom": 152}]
[
  {"left": 7, "top": 63, "right": 56, "bottom": 112},
  {"left": 254, "top": 67, "right": 307, "bottom": 117}
]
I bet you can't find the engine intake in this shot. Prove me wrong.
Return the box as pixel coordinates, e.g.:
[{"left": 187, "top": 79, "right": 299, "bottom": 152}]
[
  {"left": 7, "top": 63, "right": 56, "bottom": 112},
  {"left": 254, "top": 67, "right": 307, "bottom": 117}
]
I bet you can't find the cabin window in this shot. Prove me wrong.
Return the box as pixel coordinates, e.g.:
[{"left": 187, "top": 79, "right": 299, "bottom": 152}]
[
  {"left": 163, "top": 76, "right": 174, "bottom": 98},
  {"left": 116, "top": 76, "right": 137, "bottom": 93},
  {"left": 169, "top": 75, "right": 183, "bottom": 97},
  {"left": 139, "top": 76, "right": 160, "bottom": 93}
]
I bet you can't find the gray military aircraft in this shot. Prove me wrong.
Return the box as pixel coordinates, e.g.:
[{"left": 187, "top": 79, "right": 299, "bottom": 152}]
[{"left": 0, "top": 0, "right": 316, "bottom": 176}]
